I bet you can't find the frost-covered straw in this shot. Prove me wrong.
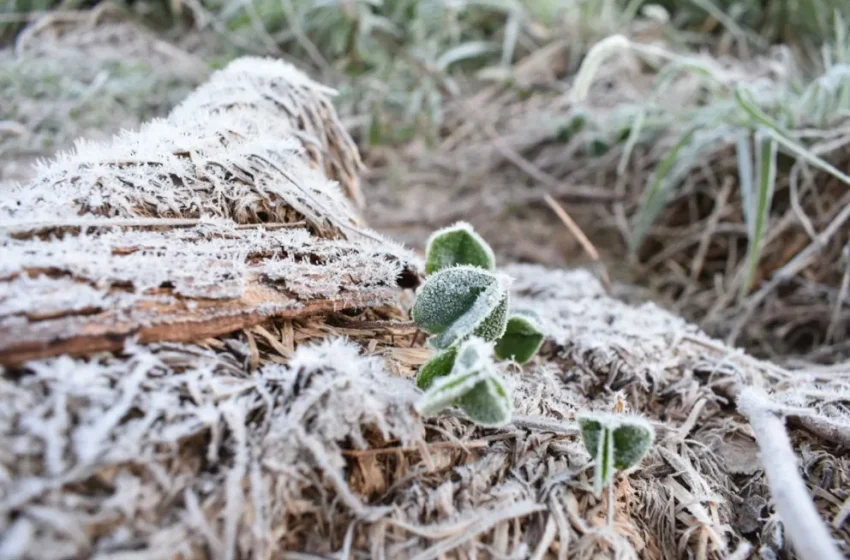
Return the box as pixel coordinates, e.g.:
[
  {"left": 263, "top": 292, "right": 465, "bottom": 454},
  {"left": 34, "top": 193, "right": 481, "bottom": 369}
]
[{"left": 737, "top": 388, "right": 843, "bottom": 560}]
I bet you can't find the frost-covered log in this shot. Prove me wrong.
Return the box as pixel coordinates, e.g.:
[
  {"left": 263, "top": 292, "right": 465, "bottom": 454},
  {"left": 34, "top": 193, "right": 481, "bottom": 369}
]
[{"left": 0, "top": 58, "right": 417, "bottom": 366}]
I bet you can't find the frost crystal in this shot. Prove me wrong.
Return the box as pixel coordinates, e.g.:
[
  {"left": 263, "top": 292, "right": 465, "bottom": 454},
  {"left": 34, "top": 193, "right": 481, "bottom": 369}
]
[
  {"left": 494, "top": 310, "right": 545, "bottom": 364},
  {"left": 424, "top": 221, "right": 496, "bottom": 274},
  {"left": 412, "top": 266, "right": 510, "bottom": 349}
]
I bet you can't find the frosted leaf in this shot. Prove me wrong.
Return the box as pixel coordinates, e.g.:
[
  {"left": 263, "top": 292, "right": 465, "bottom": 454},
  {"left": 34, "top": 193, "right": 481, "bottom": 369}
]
[
  {"left": 416, "top": 347, "right": 458, "bottom": 390},
  {"left": 494, "top": 311, "right": 545, "bottom": 364},
  {"left": 415, "top": 338, "right": 493, "bottom": 417},
  {"left": 456, "top": 377, "right": 513, "bottom": 427},
  {"left": 424, "top": 222, "right": 495, "bottom": 274},
  {"left": 578, "top": 411, "right": 655, "bottom": 495},
  {"left": 412, "top": 266, "right": 510, "bottom": 350},
  {"left": 611, "top": 421, "right": 654, "bottom": 469}
]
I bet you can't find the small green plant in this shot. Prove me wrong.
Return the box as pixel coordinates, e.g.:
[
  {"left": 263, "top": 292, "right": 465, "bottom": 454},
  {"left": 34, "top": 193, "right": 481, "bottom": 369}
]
[
  {"left": 578, "top": 411, "right": 655, "bottom": 496},
  {"left": 578, "top": 411, "right": 655, "bottom": 524},
  {"left": 412, "top": 222, "right": 545, "bottom": 426}
]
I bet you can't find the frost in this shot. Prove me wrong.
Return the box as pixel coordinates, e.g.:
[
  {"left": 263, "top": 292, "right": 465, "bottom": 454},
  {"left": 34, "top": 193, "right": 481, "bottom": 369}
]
[
  {"left": 494, "top": 311, "right": 545, "bottom": 364},
  {"left": 0, "top": 57, "right": 419, "bottom": 364},
  {"left": 1, "top": 57, "right": 364, "bottom": 235},
  {"left": 0, "top": 338, "right": 424, "bottom": 558},
  {"left": 412, "top": 266, "right": 510, "bottom": 349},
  {"left": 424, "top": 221, "right": 495, "bottom": 274},
  {"left": 415, "top": 338, "right": 494, "bottom": 417}
]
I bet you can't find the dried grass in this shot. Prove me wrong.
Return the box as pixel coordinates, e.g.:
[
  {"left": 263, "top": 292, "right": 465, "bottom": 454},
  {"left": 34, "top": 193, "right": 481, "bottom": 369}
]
[{"left": 365, "top": 37, "right": 850, "bottom": 365}]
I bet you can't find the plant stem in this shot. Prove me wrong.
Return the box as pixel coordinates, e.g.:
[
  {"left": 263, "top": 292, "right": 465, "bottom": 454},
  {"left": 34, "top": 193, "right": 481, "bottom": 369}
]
[{"left": 607, "top": 480, "right": 615, "bottom": 527}]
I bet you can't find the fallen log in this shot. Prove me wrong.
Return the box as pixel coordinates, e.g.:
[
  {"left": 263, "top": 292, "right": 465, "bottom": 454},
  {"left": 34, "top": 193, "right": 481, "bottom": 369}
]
[{"left": 0, "top": 57, "right": 419, "bottom": 366}]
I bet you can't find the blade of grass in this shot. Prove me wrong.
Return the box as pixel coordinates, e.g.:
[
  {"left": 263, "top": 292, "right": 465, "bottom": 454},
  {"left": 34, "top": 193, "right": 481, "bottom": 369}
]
[
  {"left": 736, "top": 131, "right": 755, "bottom": 239},
  {"left": 740, "top": 131, "right": 778, "bottom": 298},
  {"left": 734, "top": 86, "right": 850, "bottom": 188},
  {"left": 629, "top": 126, "right": 700, "bottom": 253}
]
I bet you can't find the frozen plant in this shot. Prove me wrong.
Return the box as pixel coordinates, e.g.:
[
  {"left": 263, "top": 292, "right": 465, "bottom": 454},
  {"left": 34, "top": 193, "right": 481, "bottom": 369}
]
[
  {"left": 415, "top": 337, "right": 512, "bottom": 426},
  {"left": 578, "top": 411, "right": 655, "bottom": 524},
  {"left": 411, "top": 222, "right": 544, "bottom": 425}
]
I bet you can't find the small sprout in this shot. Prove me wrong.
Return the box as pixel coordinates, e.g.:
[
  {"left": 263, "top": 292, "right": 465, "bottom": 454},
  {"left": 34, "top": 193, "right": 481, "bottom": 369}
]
[
  {"left": 411, "top": 224, "right": 537, "bottom": 427},
  {"left": 411, "top": 266, "right": 510, "bottom": 350},
  {"left": 416, "top": 346, "right": 457, "bottom": 390},
  {"left": 578, "top": 412, "right": 655, "bottom": 496},
  {"left": 494, "top": 309, "right": 544, "bottom": 364},
  {"left": 425, "top": 221, "right": 496, "bottom": 274}
]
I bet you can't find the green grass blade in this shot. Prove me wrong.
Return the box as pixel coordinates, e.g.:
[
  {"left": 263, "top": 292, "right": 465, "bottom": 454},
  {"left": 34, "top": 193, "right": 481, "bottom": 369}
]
[
  {"left": 734, "top": 86, "right": 850, "bottom": 188},
  {"left": 629, "top": 126, "right": 700, "bottom": 253},
  {"left": 741, "top": 132, "right": 778, "bottom": 298},
  {"left": 736, "top": 131, "right": 755, "bottom": 239}
]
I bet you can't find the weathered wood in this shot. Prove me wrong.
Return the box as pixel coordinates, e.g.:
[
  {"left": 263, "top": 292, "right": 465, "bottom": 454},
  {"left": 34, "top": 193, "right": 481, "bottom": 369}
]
[{"left": 0, "top": 58, "right": 419, "bottom": 367}]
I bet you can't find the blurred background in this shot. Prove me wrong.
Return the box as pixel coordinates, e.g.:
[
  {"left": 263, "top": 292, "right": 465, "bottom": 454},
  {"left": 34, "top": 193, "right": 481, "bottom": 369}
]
[{"left": 2, "top": 0, "right": 849, "bottom": 365}]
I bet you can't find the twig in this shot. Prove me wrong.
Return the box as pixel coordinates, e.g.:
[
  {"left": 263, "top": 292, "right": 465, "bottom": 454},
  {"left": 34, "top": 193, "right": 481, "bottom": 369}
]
[
  {"left": 512, "top": 415, "right": 578, "bottom": 435},
  {"left": 737, "top": 388, "right": 843, "bottom": 560},
  {"left": 543, "top": 194, "right": 612, "bottom": 292}
]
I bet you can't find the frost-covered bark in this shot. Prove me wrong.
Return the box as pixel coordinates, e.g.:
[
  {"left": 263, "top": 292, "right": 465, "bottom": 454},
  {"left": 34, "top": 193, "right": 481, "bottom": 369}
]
[{"left": 0, "top": 58, "right": 418, "bottom": 366}]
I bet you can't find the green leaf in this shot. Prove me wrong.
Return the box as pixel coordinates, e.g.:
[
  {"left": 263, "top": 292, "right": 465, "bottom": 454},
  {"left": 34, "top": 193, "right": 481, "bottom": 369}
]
[
  {"left": 612, "top": 421, "right": 655, "bottom": 470},
  {"left": 415, "top": 367, "right": 486, "bottom": 417},
  {"left": 629, "top": 126, "right": 700, "bottom": 253},
  {"left": 578, "top": 416, "right": 603, "bottom": 458},
  {"left": 456, "top": 376, "right": 513, "bottom": 426},
  {"left": 494, "top": 312, "right": 544, "bottom": 364},
  {"left": 425, "top": 222, "right": 496, "bottom": 274},
  {"left": 413, "top": 267, "right": 510, "bottom": 350},
  {"left": 416, "top": 346, "right": 458, "bottom": 390},
  {"left": 741, "top": 131, "right": 777, "bottom": 297},
  {"left": 415, "top": 338, "right": 502, "bottom": 420}
]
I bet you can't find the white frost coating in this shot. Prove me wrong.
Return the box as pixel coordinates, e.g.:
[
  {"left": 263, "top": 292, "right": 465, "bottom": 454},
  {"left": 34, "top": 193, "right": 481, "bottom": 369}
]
[
  {"left": 1, "top": 56, "right": 364, "bottom": 232},
  {"left": 413, "top": 266, "right": 511, "bottom": 347},
  {"left": 425, "top": 221, "right": 496, "bottom": 271},
  {"left": 505, "top": 264, "right": 702, "bottom": 387},
  {"left": 737, "top": 388, "right": 843, "bottom": 560},
  {"left": 434, "top": 281, "right": 509, "bottom": 348},
  {"left": 263, "top": 234, "right": 413, "bottom": 299},
  {"left": 1, "top": 222, "right": 415, "bottom": 328},
  {"left": 0, "top": 338, "right": 423, "bottom": 558}
]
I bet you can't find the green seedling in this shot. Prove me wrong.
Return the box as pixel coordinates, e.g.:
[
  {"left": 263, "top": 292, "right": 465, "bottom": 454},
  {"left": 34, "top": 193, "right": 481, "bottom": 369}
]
[
  {"left": 415, "top": 338, "right": 512, "bottom": 426},
  {"left": 411, "top": 223, "right": 545, "bottom": 426},
  {"left": 425, "top": 221, "right": 495, "bottom": 274},
  {"left": 578, "top": 411, "right": 655, "bottom": 496},
  {"left": 494, "top": 309, "right": 545, "bottom": 364}
]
